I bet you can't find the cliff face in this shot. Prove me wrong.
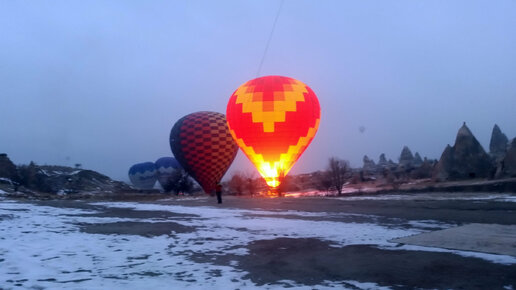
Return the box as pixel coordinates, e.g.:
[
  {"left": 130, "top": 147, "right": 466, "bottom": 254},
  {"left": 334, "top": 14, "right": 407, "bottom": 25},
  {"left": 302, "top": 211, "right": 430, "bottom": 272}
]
[
  {"left": 500, "top": 139, "right": 516, "bottom": 178},
  {"left": 399, "top": 146, "right": 415, "bottom": 168},
  {"left": 433, "top": 145, "right": 454, "bottom": 181},
  {"left": 433, "top": 123, "right": 494, "bottom": 181},
  {"left": 0, "top": 154, "right": 19, "bottom": 183},
  {"left": 489, "top": 124, "right": 508, "bottom": 161},
  {"left": 413, "top": 152, "right": 423, "bottom": 167},
  {"left": 0, "top": 155, "right": 132, "bottom": 195}
]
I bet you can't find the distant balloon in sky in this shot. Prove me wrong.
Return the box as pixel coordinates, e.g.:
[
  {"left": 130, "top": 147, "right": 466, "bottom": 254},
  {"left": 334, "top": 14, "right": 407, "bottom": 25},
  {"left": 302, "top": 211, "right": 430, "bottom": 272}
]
[
  {"left": 226, "top": 75, "right": 321, "bottom": 189},
  {"left": 170, "top": 111, "right": 238, "bottom": 194},
  {"left": 154, "top": 157, "right": 181, "bottom": 189},
  {"left": 128, "top": 162, "right": 157, "bottom": 189}
]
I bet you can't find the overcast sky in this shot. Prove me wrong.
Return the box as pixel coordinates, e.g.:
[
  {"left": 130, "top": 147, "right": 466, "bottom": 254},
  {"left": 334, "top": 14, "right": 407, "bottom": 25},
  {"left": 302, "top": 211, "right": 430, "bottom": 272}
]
[{"left": 1, "top": 0, "right": 515, "bottom": 182}]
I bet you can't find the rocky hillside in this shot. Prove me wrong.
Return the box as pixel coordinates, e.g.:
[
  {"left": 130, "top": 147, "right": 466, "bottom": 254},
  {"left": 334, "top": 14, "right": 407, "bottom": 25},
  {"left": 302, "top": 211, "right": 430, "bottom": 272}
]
[
  {"left": 433, "top": 123, "right": 494, "bottom": 181},
  {"left": 0, "top": 154, "right": 132, "bottom": 196},
  {"left": 355, "top": 123, "right": 516, "bottom": 186}
]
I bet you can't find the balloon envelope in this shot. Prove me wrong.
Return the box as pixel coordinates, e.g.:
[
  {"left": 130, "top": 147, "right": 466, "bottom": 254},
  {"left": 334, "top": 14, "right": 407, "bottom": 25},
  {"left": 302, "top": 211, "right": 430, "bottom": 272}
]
[
  {"left": 170, "top": 111, "right": 238, "bottom": 193},
  {"left": 155, "top": 157, "right": 181, "bottom": 189},
  {"left": 128, "top": 162, "right": 157, "bottom": 189},
  {"left": 226, "top": 75, "right": 321, "bottom": 188}
]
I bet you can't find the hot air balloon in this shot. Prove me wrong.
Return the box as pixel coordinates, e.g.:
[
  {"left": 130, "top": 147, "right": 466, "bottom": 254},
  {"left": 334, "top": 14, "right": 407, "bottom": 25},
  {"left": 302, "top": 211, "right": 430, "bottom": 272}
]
[
  {"left": 154, "top": 157, "right": 181, "bottom": 190},
  {"left": 170, "top": 111, "right": 238, "bottom": 194},
  {"left": 128, "top": 162, "right": 157, "bottom": 190},
  {"left": 226, "top": 75, "right": 321, "bottom": 189}
]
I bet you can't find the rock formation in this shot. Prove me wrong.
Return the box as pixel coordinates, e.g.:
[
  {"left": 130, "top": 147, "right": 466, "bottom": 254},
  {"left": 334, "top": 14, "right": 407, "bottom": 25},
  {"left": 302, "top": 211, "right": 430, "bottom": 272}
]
[
  {"left": 433, "top": 145, "right": 454, "bottom": 181},
  {"left": 497, "top": 138, "right": 516, "bottom": 178},
  {"left": 398, "top": 146, "right": 415, "bottom": 168},
  {"left": 410, "top": 158, "right": 434, "bottom": 179},
  {"left": 0, "top": 154, "right": 19, "bottom": 183},
  {"left": 376, "top": 154, "right": 397, "bottom": 171},
  {"left": 413, "top": 152, "right": 423, "bottom": 167},
  {"left": 378, "top": 153, "right": 388, "bottom": 167},
  {"left": 1, "top": 155, "right": 132, "bottom": 195},
  {"left": 27, "top": 165, "right": 132, "bottom": 194},
  {"left": 362, "top": 155, "right": 377, "bottom": 173},
  {"left": 489, "top": 124, "right": 508, "bottom": 161},
  {"left": 433, "top": 123, "right": 494, "bottom": 181}
]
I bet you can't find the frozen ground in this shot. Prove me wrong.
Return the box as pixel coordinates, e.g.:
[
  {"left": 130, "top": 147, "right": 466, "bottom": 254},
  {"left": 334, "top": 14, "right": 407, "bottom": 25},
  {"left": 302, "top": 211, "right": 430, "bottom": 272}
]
[
  {"left": 337, "top": 192, "right": 516, "bottom": 202},
  {"left": 0, "top": 196, "right": 515, "bottom": 289}
]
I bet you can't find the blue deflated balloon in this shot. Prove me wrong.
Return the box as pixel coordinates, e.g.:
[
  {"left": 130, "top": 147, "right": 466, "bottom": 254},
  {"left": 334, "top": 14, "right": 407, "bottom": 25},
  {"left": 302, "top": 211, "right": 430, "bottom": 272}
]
[
  {"left": 128, "top": 162, "right": 157, "bottom": 189},
  {"left": 154, "top": 157, "right": 181, "bottom": 188}
]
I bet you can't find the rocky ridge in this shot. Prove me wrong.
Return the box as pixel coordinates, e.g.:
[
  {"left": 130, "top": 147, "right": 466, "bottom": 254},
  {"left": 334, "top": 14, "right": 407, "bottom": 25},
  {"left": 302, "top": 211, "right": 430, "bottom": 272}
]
[
  {"left": 433, "top": 123, "right": 494, "bottom": 181},
  {"left": 359, "top": 123, "right": 516, "bottom": 186},
  {"left": 0, "top": 155, "right": 132, "bottom": 196}
]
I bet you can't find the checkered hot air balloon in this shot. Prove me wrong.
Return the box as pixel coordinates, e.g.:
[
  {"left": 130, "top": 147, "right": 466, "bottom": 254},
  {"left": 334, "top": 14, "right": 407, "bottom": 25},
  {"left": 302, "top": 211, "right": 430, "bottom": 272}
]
[
  {"left": 169, "top": 111, "right": 238, "bottom": 194},
  {"left": 226, "top": 76, "right": 321, "bottom": 189}
]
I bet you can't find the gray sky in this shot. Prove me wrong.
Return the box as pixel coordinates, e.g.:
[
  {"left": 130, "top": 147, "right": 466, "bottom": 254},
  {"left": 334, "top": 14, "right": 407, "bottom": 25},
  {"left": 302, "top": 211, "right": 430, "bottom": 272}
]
[{"left": 1, "top": 0, "right": 515, "bottom": 182}]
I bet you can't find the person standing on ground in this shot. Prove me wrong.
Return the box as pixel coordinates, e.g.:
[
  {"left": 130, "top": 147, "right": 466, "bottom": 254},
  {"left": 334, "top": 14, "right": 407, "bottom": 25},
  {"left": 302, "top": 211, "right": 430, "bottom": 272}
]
[{"left": 215, "top": 183, "right": 223, "bottom": 204}]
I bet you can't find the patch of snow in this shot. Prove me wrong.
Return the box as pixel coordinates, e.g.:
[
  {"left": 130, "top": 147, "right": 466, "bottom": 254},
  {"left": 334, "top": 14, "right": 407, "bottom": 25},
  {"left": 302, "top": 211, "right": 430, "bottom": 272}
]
[
  {"left": 336, "top": 193, "right": 516, "bottom": 202},
  {"left": 93, "top": 202, "right": 407, "bottom": 248},
  {"left": 407, "top": 220, "right": 452, "bottom": 230},
  {"left": 284, "top": 190, "right": 331, "bottom": 197},
  {"left": 1, "top": 200, "right": 512, "bottom": 289},
  {"left": 0, "top": 202, "right": 249, "bottom": 289},
  {"left": 379, "top": 244, "right": 516, "bottom": 265},
  {"left": 0, "top": 189, "right": 6, "bottom": 195},
  {"left": 156, "top": 197, "right": 208, "bottom": 202},
  {"left": 342, "top": 280, "right": 392, "bottom": 290},
  {"left": 0, "top": 201, "right": 422, "bottom": 288},
  {"left": 497, "top": 196, "right": 516, "bottom": 203},
  {"left": 0, "top": 177, "right": 13, "bottom": 183}
]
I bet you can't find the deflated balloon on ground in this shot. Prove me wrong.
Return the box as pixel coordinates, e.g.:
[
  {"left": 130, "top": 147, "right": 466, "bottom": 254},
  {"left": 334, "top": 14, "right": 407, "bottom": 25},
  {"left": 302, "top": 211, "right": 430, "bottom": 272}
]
[
  {"left": 128, "top": 162, "right": 157, "bottom": 189},
  {"left": 154, "top": 157, "right": 181, "bottom": 189}
]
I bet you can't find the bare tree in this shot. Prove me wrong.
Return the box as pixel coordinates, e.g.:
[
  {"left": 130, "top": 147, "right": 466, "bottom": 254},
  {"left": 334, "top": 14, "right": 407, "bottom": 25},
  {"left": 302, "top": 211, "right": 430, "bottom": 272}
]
[
  {"left": 228, "top": 172, "right": 245, "bottom": 195},
  {"left": 313, "top": 170, "right": 333, "bottom": 193},
  {"left": 277, "top": 174, "right": 298, "bottom": 196},
  {"left": 243, "top": 171, "right": 261, "bottom": 196},
  {"left": 328, "top": 157, "right": 349, "bottom": 195}
]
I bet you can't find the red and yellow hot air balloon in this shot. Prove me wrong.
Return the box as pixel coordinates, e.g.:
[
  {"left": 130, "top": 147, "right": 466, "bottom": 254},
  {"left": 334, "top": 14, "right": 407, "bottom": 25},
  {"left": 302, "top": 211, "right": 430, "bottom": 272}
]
[{"left": 226, "top": 75, "right": 321, "bottom": 189}]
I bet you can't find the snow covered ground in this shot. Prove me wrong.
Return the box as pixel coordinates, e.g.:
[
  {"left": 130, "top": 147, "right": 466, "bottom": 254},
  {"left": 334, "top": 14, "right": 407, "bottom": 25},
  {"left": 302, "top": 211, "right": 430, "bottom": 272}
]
[
  {"left": 0, "top": 198, "right": 514, "bottom": 289},
  {"left": 337, "top": 192, "right": 516, "bottom": 202}
]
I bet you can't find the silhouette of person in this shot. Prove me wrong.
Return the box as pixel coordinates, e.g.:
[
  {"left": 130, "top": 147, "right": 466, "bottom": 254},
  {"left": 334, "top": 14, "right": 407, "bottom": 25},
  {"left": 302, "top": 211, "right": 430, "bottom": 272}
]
[{"left": 215, "top": 183, "right": 223, "bottom": 204}]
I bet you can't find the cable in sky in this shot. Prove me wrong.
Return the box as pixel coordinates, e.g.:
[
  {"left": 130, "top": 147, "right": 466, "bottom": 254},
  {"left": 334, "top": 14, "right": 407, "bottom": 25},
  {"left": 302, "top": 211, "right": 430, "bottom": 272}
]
[{"left": 256, "top": 0, "right": 285, "bottom": 77}]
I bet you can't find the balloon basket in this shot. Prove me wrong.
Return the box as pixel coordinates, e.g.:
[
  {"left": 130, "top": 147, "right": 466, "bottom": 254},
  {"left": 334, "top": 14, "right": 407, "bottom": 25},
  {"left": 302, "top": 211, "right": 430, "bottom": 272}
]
[{"left": 265, "top": 187, "right": 283, "bottom": 198}]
